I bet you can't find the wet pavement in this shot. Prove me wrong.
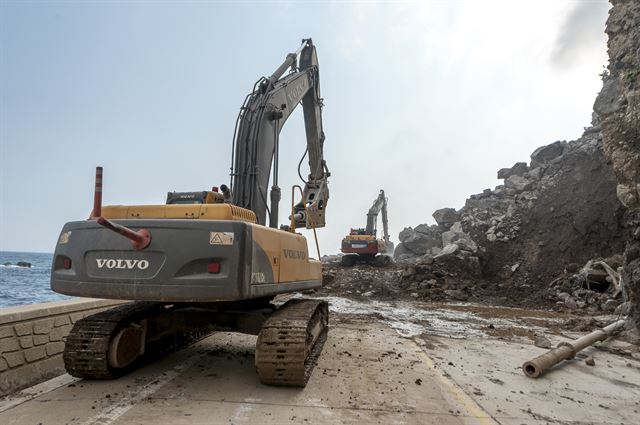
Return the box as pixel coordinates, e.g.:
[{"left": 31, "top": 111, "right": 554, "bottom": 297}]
[{"left": 1, "top": 297, "right": 638, "bottom": 425}]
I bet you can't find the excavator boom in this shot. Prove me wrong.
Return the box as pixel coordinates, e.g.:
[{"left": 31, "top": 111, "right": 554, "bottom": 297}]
[
  {"left": 230, "top": 39, "right": 329, "bottom": 229},
  {"left": 366, "top": 190, "right": 390, "bottom": 242}
]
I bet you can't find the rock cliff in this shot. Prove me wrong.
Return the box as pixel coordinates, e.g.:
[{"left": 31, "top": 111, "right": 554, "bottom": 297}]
[{"left": 595, "top": 0, "right": 640, "bottom": 329}]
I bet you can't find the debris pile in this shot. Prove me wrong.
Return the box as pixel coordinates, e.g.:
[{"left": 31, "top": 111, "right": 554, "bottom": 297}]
[
  {"left": 322, "top": 130, "right": 628, "bottom": 311},
  {"left": 322, "top": 256, "right": 521, "bottom": 307},
  {"left": 549, "top": 256, "right": 631, "bottom": 314},
  {"left": 398, "top": 254, "right": 481, "bottom": 302},
  {"left": 393, "top": 127, "right": 625, "bottom": 309},
  {"left": 320, "top": 258, "right": 403, "bottom": 300},
  {"left": 321, "top": 0, "right": 639, "bottom": 329},
  {"left": 1, "top": 261, "right": 31, "bottom": 268}
]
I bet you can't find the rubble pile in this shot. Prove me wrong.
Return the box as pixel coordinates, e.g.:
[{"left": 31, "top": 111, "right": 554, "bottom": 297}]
[
  {"left": 319, "top": 257, "right": 403, "bottom": 300},
  {"left": 549, "top": 255, "right": 631, "bottom": 315},
  {"left": 320, "top": 1, "right": 639, "bottom": 327},
  {"left": 397, "top": 254, "right": 483, "bottom": 303},
  {"left": 393, "top": 127, "right": 625, "bottom": 309}
]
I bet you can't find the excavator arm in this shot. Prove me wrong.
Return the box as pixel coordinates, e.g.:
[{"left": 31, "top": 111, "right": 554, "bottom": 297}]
[
  {"left": 230, "top": 39, "right": 330, "bottom": 229},
  {"left": 365, "top": 190, "right": 390, "bottom": 243}
]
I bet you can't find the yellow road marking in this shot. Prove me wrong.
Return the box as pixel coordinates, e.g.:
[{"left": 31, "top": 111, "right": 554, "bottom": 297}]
[{"left": 412, "top": 340, "right": 497, "bottom": 425}]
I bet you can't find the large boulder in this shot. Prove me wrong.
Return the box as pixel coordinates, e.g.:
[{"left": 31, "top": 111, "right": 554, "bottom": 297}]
[
  {"left": 525, "top": 167, "right": 543, "bottom": 180},
  {"left": 432, "top": 208, "right": 460, "bottom": 228},
  {"left": 593, "top": 76, "right": 621, "bottom": 115},
  {"left": 398, "top": 226, "right": 442, "bottom": 255},
  {"left": 441, "top": 222, "right": 478, "bottom": 253},
  {"left": 530, "top": 141, "right": 566, "bottom": 167},
  {"left": 435, "top": 243, "right": 459, "bottom": 257},
  {"left": 393, "top": 242, "right": 412, "bottom": 260},
  {"left": 497, "top": 162, "right": 528, "bottom": 179},
  {"left": 504, "top": 175, "right": 533, "bottom": 192},
  {"left": 432, "top": 243, "right": 482, "bottom": 278}
]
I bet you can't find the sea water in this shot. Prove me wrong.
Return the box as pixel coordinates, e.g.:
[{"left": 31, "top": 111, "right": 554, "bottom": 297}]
[{"left": 0, "top": 251, "right": 72, "bottom": 308}]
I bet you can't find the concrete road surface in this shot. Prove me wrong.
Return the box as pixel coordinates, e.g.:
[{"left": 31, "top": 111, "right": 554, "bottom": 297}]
[
  {"left": 4, "top": 299, "right": 638, "bottom": 425},
  {"left": 0, "top": 320, "right": 493, "bottom": 425}
]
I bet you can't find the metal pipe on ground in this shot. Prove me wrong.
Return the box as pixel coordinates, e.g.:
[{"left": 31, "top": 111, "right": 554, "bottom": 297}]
[{"left": 522, "top": 319, "right": 626, "bottom": 378}]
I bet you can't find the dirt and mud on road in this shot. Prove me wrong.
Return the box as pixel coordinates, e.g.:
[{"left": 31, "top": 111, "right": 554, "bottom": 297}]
[
  {"left": 320, "top": 258, "right": 635, "bottom": 326},
  {"left": 2, "top": 289, "right": 639, "bottom": 425}
]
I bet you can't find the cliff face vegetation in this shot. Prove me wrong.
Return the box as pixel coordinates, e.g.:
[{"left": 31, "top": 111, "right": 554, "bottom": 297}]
[{"left": 595, "top": 0, "right": 640, "bottom": 329}]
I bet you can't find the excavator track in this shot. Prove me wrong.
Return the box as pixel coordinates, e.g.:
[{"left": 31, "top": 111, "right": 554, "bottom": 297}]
[
  {"left": 63, "top": 302, "right": 213, "bottom": 379},
  {"left": 255, "top": 299, "right": 329, "bottom": 387}
]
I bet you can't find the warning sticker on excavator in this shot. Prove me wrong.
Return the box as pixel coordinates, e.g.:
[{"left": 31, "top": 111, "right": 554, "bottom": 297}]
[{"left": 209, "top": 232, "right": 234, "bottom": 245}]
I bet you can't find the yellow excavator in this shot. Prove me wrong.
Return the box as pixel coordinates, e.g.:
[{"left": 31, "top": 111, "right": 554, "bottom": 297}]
[
  {"left": 340, "top": 190, "right": 394, "bottom": 266},
  {"left": 50, "top": 39, "right": 330, "bottom": 387}
]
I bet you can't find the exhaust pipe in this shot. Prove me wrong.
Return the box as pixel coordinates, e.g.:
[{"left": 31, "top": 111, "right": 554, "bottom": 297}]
[
  {"left": 90, "top": 166, "right": 152, "bottom": 250},
  {"left": 91, "top": 166, "right": 103, "bottom": 219}
]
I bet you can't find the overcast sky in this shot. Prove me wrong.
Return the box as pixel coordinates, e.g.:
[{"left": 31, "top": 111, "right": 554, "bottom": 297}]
[{"left": 0, "top": 0, "right": 610, "bottom": 254}]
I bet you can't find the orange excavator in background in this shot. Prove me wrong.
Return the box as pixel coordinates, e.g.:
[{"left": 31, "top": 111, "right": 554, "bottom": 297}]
[{"left": 340, "top": 190, "right": 393, "bottom": 266}]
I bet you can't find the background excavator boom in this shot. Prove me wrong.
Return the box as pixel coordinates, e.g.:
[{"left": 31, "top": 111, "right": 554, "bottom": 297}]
[{"left": 366, "top": 190, "right": 390, "bottom": 243}]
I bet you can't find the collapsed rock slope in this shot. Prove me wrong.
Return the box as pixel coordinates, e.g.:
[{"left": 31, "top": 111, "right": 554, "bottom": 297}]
[{"left": 396, "top": 129, "right": 625, "bottom": 296}]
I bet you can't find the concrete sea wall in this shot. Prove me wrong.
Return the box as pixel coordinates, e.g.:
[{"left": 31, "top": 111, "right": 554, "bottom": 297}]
[{"left": 0, "top": 299, "right": 125, "bottom": 396}]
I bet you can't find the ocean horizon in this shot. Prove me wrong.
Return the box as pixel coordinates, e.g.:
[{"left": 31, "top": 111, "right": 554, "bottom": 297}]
[{"left": 0, "top": 251, "right": 72, "bottom": 308}]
